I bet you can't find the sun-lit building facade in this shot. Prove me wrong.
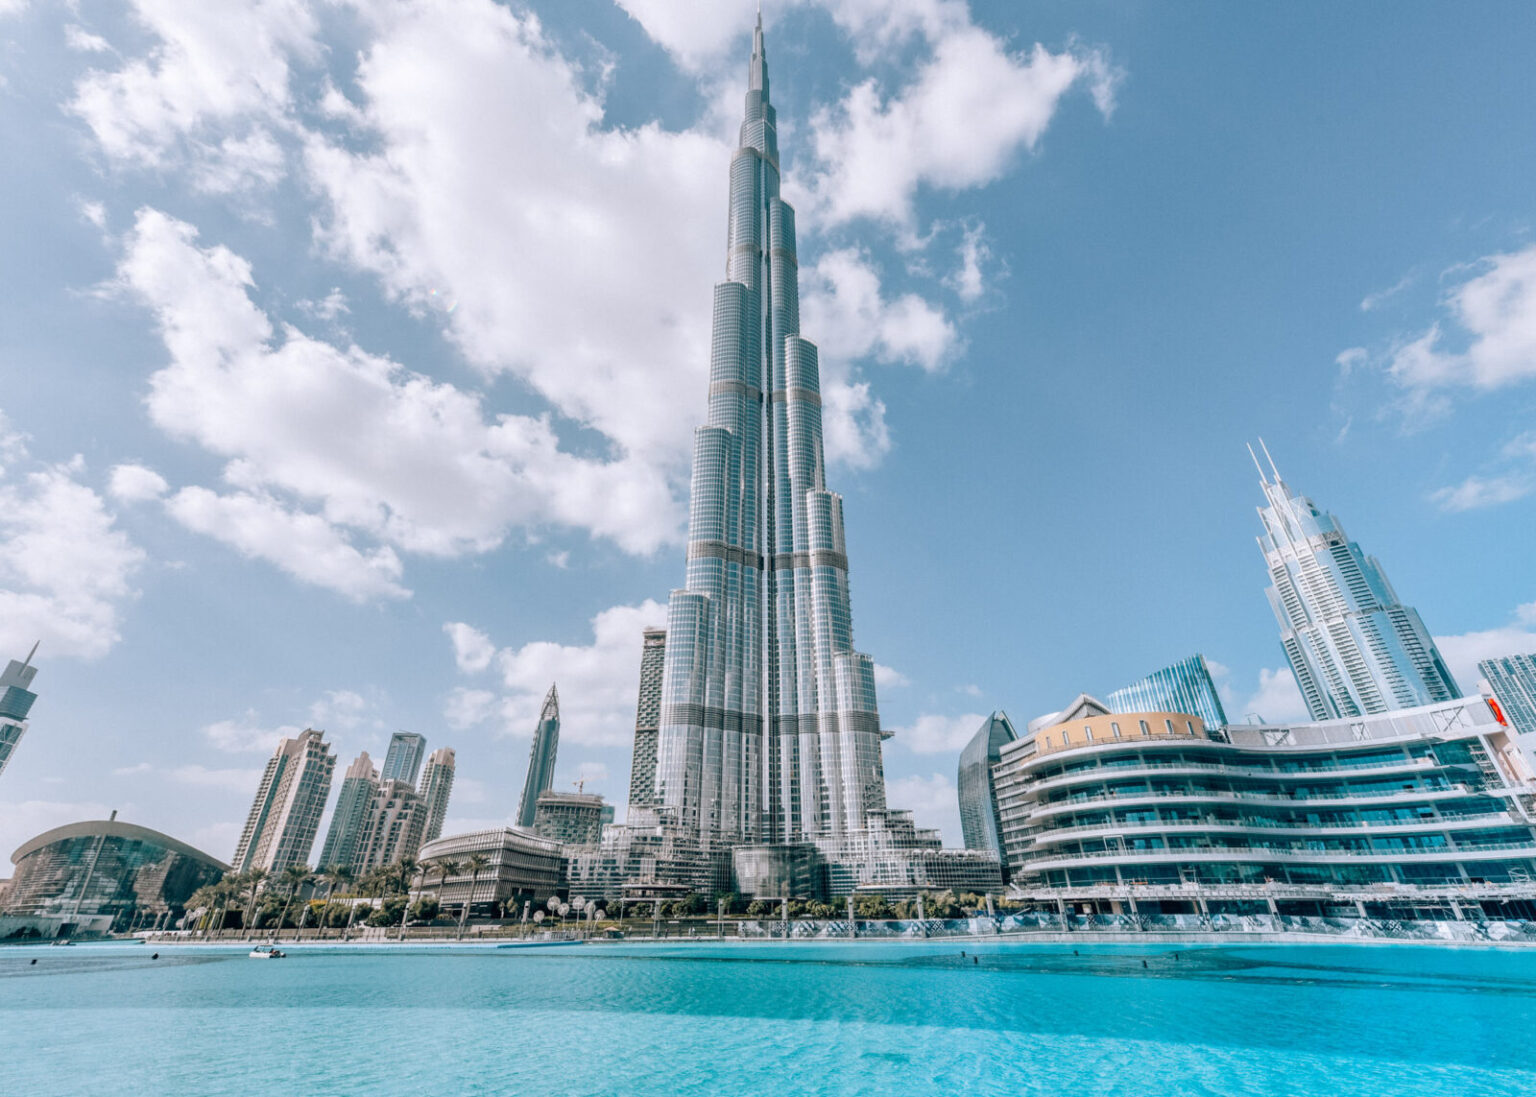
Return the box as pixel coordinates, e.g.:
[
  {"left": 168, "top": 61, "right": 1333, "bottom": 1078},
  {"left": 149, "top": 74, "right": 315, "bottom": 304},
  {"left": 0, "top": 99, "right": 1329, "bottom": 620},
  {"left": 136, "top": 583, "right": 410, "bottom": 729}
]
[
  {"left": 1106, "top": 654, "right": 1228, "bottom": 731},
  {"left": 653, "top": 14, "right": 887, "bottom": 852},
  {"left": 232, "top": 728, "right": 336, "bottom": 875},
  {"left": 317, "top": 751, "right": 379, "bottom": 871},
  {"left": 418, "top": 747, "right": 456, "bottom": 845},
  {"left": 957, "top": 712, "right": 1018, "bottom": 874}
]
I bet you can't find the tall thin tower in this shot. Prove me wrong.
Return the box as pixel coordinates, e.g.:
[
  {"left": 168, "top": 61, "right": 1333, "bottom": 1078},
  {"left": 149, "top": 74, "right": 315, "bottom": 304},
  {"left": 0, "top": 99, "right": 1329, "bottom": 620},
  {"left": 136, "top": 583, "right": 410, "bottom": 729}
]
[
  {"left": 516, "top": 685, "right": 559, "bottom": 829},
  {"left": 0, "top": 644, "right": 39, "bottom": 779},
  {"left": 654, "top": 15, "right": 887, "bottom": 849},
  {"left": 1253, "top": 443, "right": 1460, "bottom": 721}
]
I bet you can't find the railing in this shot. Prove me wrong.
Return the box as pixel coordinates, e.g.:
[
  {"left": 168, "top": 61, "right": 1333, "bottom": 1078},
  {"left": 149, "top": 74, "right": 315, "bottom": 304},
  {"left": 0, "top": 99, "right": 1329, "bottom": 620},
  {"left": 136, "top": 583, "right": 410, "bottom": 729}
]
[
  {"left": 1025, "top": 755, "right": 1436, "bottom": 792},
  {"left": 1022, "top": 811, "right": 1519, "bottom": 843},
  {"left": 1026, "top": 784, "right": 1475, "bottom": 817},
  {"left": 1022, "top": 838, "right": 1536, "bottom": 867}
]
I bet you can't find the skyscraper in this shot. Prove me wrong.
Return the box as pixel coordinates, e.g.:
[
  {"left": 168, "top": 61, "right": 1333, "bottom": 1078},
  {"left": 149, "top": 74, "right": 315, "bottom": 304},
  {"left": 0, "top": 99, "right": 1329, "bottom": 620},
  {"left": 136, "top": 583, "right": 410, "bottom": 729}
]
[
  {"left": 317, "top": 751, "right": 378, "bottom": 871},
  {"left": 1482, "top": 653, "right": 1536, "bottom": 737},
  {"left": 654, "top": 15, "right": 887, "bottom": 849},
  {"left": 232, "top": 728, "right": 336, "bottom": 875},
  {"left": 418, "top": 746, "right": 456, "bottom": 844},
  {"left": 1107, "top": 654, "right": 1229, "bottom": 730},
  {"left": 353, "top": 779, "right": 427, "bottom": 872},
  {"left": 627, "top": 628, "right": 666, "bottom": 810},
  {"left": 956, "top": 712, "right": 1017, "bottom": 879},
  {"left": 0, "top": 645, "right": 39, "bottom": 780},
  {"left": 516, "top": 685, "right": 559, "bottom": 829},
  {"left": 380, "top": 731, "right": 427, "bottom": 785},
  {"left": 1253, "top": 444, "right": 1460, "bottom": 721}
]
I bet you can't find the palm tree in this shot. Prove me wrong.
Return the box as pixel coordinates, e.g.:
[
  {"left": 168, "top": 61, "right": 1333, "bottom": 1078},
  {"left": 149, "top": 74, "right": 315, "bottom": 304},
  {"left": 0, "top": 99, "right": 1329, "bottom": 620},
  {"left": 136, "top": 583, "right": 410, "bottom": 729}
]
[
  {"left": 321, "top": 865, "right": 354, "bottom": 939},
  {"left": 274, "top": 864, "right": 313, "bottom": 939},
  {"left": 458, "top": 853, "right": 490, "bottom": 940},
  {"left": 241, "top": 869, "right": 268, "bottom": 939},
  {"left": 395, "top": 856, "right": 421, "bottom": 940},
  {"left": 432, "top": 858, "right": 462, "bottom": 925}
]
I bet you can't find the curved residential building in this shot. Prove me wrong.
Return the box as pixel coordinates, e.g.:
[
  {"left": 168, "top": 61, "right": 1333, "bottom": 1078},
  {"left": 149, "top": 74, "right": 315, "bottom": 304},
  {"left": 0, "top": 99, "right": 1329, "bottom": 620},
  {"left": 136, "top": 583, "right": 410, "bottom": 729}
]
[
  {"left": 995, "top": 697, "right": 1536, "bottom": 918},
  {"left": 4, "top": 817, "right": 227, "bottom": 937},
  {"left": 957, "top": 712, "right": 1018, "bottom": 875},
  {"left": 417, "top": 827, "right": 562, "bottom": 917},
  {"left": 1253, "top": 446, "right": 1459, "bottom": 720},
  {"left": 655, "top": 14, "right": 886, "bottom": 850}
]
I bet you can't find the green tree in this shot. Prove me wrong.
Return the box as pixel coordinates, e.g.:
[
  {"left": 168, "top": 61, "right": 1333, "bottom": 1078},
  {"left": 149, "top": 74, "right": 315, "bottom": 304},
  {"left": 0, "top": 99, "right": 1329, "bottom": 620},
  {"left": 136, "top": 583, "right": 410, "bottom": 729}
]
[
  {"left": 459, "top": 853, "right": 490, "bottom": 939},
  {"left": 746, "top": 900, "right": 773, "bottom": 918},
  {"left": 275, "top": 864, "right": 314, "bottom": 934},
  {"left": 240, "top": 868, "right": 268, "bottom": 938},
  {"left": 367, "top": 897, "right": 407, "bottom": 928}
]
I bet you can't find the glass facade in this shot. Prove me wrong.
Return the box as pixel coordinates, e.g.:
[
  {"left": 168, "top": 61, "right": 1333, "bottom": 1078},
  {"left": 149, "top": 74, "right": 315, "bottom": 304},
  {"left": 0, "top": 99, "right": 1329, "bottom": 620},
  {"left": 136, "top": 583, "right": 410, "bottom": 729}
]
[
  {"left": 380, "top": 731, "right": 427, "bottom": 785},
  {"left": 532, "top": 791, "right": 606, "bottom": 846},
  {"left": 956, "top": 712, "right": 1017, "bottom": 876},
  {"left": 1106, "top": 654, "right": 1228, "bottom": 731},
  {"left": 1483, "top": 653, "right": 1536, "bottom": 737},
  {"left": 317, "top": 751, "right": 378, "bottom": 871},
  {"left": 1253, "top": 448, "right": 1459, "bottom": 721},
  {"left": 628, "top": 628, "right": 666, "bottom": 810},
  {"left": 4, "top": 819, "right": 226, "bottom": 934},
  {"left": 418, "top": 747, "right": 456, "bottom": 844},
  {"left": 0, "top": 651, "right": 38, "bottom": 780},
  {"left": 517, "top": 685, "right": 560, "bottom": 829},
  {"left": 655, "top": 15, "right": 887, "bottom": 851}
]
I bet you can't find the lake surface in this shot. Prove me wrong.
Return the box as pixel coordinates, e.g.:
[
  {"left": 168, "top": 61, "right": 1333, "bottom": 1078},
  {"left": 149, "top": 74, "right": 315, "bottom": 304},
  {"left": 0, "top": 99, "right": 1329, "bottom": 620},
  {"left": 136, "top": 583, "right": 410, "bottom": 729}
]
[{"left": 3, "top": 939, "right": 1534, "bottom": 1096}]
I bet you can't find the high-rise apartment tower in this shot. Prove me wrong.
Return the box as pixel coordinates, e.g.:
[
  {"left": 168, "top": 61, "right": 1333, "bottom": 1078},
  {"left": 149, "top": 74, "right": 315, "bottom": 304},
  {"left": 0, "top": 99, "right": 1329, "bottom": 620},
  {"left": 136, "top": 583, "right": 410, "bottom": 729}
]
[
  {"left": 653, "top": 16, "right": 887, "bottom": 848},
  {"left": 1482, "top": 654, "right": 1536, "bottom": 738},
  {"left": 418, "top": 747, "right": 456, "bottom": 844},
  {"left": 232, "top": 728, "right": 336, "bottom": 874},
  {"left": 317, "top": 751, "right": 378, "bottom": 871},
  {"left": 1253, "top": 444, "right": 1459, "bottom": 721},
  {"left": 628, "top": 628, "right": 666, "bottom": 810},
  {"left": 516, "top": 685, "right": 560, "bottom": 829},
  {"left": 380, "top": 731, "right": 427, "bottom": 785}
]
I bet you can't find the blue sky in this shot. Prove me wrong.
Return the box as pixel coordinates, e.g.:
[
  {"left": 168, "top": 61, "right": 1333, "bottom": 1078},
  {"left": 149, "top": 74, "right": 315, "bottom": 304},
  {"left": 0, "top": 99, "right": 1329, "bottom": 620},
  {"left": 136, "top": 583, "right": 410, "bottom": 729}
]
[{"left": 1, "top": 0, "right": 1534, "bottom": 861}]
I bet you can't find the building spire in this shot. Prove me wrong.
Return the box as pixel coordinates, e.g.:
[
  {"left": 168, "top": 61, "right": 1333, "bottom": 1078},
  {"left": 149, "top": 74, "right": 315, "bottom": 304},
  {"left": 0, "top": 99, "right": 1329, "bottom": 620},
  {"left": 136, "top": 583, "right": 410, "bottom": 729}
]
[{"left": 749, "top": 3, "right": 768, "bottom": 95}]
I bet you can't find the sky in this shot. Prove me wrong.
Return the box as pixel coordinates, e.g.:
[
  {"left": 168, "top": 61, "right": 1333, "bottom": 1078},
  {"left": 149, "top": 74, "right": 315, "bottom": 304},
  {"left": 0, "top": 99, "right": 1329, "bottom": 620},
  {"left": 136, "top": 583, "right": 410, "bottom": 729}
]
[{"left": 1, "top": 0, "right": 1534, "bottom": 863}]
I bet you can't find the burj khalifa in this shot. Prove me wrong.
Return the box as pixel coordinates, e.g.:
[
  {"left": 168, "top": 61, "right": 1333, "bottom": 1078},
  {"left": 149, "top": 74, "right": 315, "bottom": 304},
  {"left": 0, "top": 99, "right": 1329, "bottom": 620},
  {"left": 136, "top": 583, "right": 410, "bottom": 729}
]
[{"left": 652, "top": 14, "right": 889, "bottom": 850}]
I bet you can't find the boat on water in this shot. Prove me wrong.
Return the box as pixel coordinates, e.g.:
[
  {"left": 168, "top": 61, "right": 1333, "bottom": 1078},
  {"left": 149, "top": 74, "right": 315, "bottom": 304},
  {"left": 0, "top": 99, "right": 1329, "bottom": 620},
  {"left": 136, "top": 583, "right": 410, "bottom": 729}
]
[{"left": 249, "top": 945, "right": 286, "bottom": 959}]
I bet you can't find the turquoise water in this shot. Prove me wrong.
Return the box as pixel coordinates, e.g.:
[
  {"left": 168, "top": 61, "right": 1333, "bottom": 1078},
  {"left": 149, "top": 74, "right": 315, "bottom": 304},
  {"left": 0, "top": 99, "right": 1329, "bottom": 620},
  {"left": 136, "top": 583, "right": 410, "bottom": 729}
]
[{"left": 3, "top": 939, "right": 1535, "bottom": 1095}]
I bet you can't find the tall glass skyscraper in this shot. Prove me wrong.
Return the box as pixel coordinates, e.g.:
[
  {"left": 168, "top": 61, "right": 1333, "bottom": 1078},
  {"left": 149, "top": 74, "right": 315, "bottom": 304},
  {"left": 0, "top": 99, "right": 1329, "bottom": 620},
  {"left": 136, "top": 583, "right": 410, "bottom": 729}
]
[
  {"left": 628, "top": 628, "right": 666, "bottom": 811},
  {"left": 1253, "top": 445, "right": 1460, "bottom": 721},
  {"left": 957, "top": 712, "right": 1017, "bottom": 877},
  {"left": 516, "top": 684, "right": 560, "bottom": 829},
  {"left": 1482, "top": 653, "right": 1536, "bottom": 737},
  {"left": 654, "top": 16, "right": 887, "bottom": 849},
  {"left": 418, "top": 746, "right": 456, "bottom": 844},
  {"left": 380, "top": 731, "right": 427, "bottom": 785},
  {"left": 317, "top": 751, "right": 378, "bottom": 871},
  {"left": 1107, "top": 654, "right": 1229, "bottom": 730},
  {"left": 0, "top": 645, "right": 38, "bottom": 780}
]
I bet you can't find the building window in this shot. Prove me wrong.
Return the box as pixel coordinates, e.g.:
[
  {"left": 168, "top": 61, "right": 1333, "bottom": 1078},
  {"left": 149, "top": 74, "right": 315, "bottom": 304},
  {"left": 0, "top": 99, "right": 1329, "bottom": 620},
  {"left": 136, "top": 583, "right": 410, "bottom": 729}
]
[
  {"left": 1085, "top": 726, "right": 1094, "bottom": 742},
  {"left": 1165, "top": 719, "right": 1176, "bottom": 735},
  {"left": 1138, "top": 720, "right": 1150, "bottom": 736},
  {"left": 1111, "top": 722, "right": 1122, "bottom": 740}
]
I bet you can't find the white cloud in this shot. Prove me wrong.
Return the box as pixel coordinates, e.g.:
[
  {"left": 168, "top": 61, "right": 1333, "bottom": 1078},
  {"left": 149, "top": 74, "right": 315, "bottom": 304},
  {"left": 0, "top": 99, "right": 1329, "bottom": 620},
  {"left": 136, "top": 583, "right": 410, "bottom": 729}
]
[
  {"left": 802, "top": 247, "right": 959, "bottom": 373},
  {"left": 889, "top": 711, "right": 985, "bottom": 753},
  {"left": 203, "top": 712, "right": 300, "bottom": 754},
  {"left": 115, "top": 206, "right": 680, "bottom": 598},
  {"left": 575, "top": 760, "right": 610, "bottom": 787},
  {"left": 1381, "top": 245, "right": 1536, "bottom": 394},
  {"left": 1238, "top": 667, "right": 1309, "bottom": 724},
  {"left": 69, "top": 0, "right": 315, "bottom": 177},
  {"left": 885, "top": 771, "right": 961, "bottom": 846},
  {"left": 192, "top": 127, "right": 286, "bottom": 195},
  {"left": 1360, "top": 271, "right": 1415, "bottom": 312},
  {"left": 1429, "top": 472, "right": 1534, "bottom": 513},
  {"left": 946, "top": 222, "right": 991, "bottom": 302},
  {"left": 113, "top": 762, "right": 153, "bottom": 776},
  {"left": 108, "top": 462, "right": 169, "bottom": 502},
  {"left": 308, "top": 689, "right": 373, "bottom": 730},
  {"left": 873, "top": 662, "right": 909, "bottom": 688},
  {"left": 165, "top": 485, "right": 410, "bottom": 602},
  {"left": 298, "top": 289, "right": 349, "bottom": 322},
  {"left": 65, "top": 25, "right": 113, "bottom": 54},
  {"left": 444, "top": 622, "right": 496, "bottom": 674},
  {"left": 612, "top": 0, "right": 760, "bottom": 70},
  {"left": 804, "top": 26, "right": 1116, "bottom": 229},
  {"left": 443, "top": 687, "right": 498, "bottom": 731},
  {"left": 0, "top": 433, "right": 144, "bottom": 660}
]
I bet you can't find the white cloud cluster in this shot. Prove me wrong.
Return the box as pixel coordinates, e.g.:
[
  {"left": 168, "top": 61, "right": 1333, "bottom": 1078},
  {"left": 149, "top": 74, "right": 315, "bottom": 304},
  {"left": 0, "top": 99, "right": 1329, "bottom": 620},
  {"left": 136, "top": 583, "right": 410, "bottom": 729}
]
[
  {"left": 443, "top": 600, "right": 668, "bottom": 749},
  {"left": 802, "top": 248, "right": 959, "bottom": 373},
  {"left": 1434, "top": 615, "right": 1536, "bottom": 695},
  {"left": 203, "top": 711, "right": 301, "bottom": 754},
  {"left": 885, "top": 770, "right": 961, "bottom": 845},
  {"left": 0, "top": 425, "right": 144, "bottom": 660},
  {"left": 114, "top": 206, "right": 679, "bottom": 599},
  {"left": 889, "top": 711, "right": 986, "bottom": 754},
  {"left": 444, "top": 622, "right": 496, "bottom": 674},
  {"left": 1237, "top": 667, "right": 1309, "bottom": 725},
  {"left": 69, "top": 0, "right": 315, "bottom": 188},
  {"left": 1430, "top": 431, "right": 1536, "bottom": 514}
]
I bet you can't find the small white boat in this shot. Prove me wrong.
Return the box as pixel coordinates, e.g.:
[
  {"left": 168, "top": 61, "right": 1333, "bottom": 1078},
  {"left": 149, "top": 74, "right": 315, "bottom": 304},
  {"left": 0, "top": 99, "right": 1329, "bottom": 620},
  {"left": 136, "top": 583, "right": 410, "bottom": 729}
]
[{"left": 249, "top": 945, "right": 286, "bottom": 959}]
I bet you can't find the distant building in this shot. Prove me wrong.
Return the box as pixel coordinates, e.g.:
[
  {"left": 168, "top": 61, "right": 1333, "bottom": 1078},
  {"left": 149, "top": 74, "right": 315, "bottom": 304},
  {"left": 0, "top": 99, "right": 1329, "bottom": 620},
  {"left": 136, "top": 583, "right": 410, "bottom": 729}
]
[
  {"left": 418, "top": 747, "right": 456, "bottom": 844},
  {"left": 532, "top": 791, "right": 606, "bottom": 846},
  {"left": 353, "top": 779, "right": 428, "bottom": 872},
  {"left": 956, "top": 712, "right": 1018, "bottom": 878},
  {"left": 232, "top": 728, "right": 336, "bottom": 875},
  {"left": 317, "top": 751, "right": 378, "bottom": 872},
  {"left": 1252, "top": 446, "right": 1459, "bottom": 720},
  {"left": 1482, "top": 653, "right": 1536, "bottom": 737},
  {"left": 3, "top": 816, "right": 226, "bottom": 938},
  {"left": 627, "top": 628, "right": 666, "bottom": 810},
  {"left": 0, "top": 645, "right": 39, "bottom": 780},
  {"left": 417, "top": 827, "right": 563, "bottom": 917},
  {"left": 380, "top": 731, "right": 428, "bottom": 786},
  {"left": 1106, "top": 654, "right": 1228, "bottom": 731},
  {"left": 516, "top": 685, "right": 560, "bottom": 829}
]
